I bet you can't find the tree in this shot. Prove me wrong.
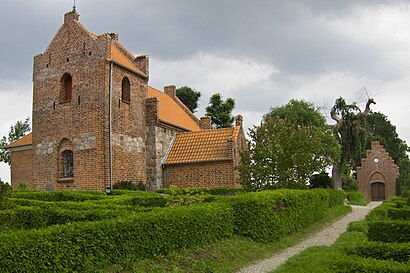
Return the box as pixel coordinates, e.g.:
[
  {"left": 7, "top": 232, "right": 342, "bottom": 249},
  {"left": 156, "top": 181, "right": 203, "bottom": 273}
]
[
  {"left": 176, "top": 86, "right": 201, "bottom": 113},
  {"left": 240, "top": 100, "right": 340, "bottom": 190},
  {"left": 330, "top": 98, "right": 375, "bottom": 189},
  {"left": 0, "top": 117, "right": 31, "bottom": 165},
  {"left": 309, "top": 171, "right": 332, "bottom": 189},
  {"left": 205, "top": 93, "right": 235, "bottom": 128}
]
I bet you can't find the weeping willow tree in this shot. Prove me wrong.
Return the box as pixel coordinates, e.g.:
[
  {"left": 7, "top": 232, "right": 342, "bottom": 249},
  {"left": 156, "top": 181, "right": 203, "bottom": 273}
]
[{"left": 330, "top": 97, "right": 375, "bottom": 189}]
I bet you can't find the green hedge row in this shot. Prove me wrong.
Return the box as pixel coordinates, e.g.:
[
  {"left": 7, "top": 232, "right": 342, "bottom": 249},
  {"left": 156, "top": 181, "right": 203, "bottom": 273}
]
[
  {"left": 0, "top": 206, "right": 147, "bottom": 232},
  {"left": 387, "top": 207, "right": 410, "bottom": 220},
  {"left": 156, "top": 187, "right": 246, "bottom": 196},
  {"left": 348, "top": 241, "right": 410, "bottom": 263},
  {"left": 230, "top": 189, "right": 344, "bottom": 242},
  {"left": 11, "top": 190, "right": 106, "bottom": 202},
  {"left": 334, "top": 256, "right": 410, "bottom": 273},
  {"left": 368, "top": 220, "right": 410, "bottom": 243},
  {"left": 0, "top": 203, "right": 234, "bottom": 273}
]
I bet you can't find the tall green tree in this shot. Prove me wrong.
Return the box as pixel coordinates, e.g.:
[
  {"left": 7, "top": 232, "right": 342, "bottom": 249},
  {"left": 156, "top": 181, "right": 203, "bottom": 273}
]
[
  {"left": 330, "top": 98, "right": 375, "bottom": 189},
  {"left": 176, "top": 86, "right": 201, "bottom": 113},
  {"left": 0, "top": 117, "right": 31, "bottom": 165},
  {"left": 240, "top": 100, "right": 340, "bottom": 190},
  {"left": 205, "top": 93, "right": 235, "bottom": 128}
]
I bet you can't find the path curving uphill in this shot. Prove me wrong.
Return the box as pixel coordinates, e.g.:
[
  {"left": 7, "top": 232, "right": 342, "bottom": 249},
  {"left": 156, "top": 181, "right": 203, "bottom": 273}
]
[{"left": 237, "top": 202, "right": 382, "bottom": 273}]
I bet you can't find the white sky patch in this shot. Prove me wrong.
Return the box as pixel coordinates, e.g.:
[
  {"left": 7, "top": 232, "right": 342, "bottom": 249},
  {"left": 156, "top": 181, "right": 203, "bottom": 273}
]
[
  {"left": 0, "top": 89, "right": 32, "bottom": 182},
  {"left": 327, "top": 4, "right": 410, "bottom": 71}
]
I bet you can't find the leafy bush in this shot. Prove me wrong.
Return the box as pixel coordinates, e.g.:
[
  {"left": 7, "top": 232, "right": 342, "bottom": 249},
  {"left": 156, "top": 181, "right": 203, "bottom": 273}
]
[
  {"left": 334, "top": 256, "right": 410, "bottom": 273},
  {"left": 0, "top": 203, "right": 234, "bottom": 273},
  {"left": 386, "top": 207, "right": 410, "bottom": 220},
  {"left": 368, "top": 220, "right": 410, "bottom": 243},
  {"left": 346, "top": 191, "right": 369, "bottom": 206},
  {"left": 230, "top": 189, "right": 343, "bottom": 242},
  {"left": 11, "top": 190, "right": 106, "bottom": 202},
  {"left": 347, "top": 241, "right": 410, "bottom": 263},
  {"left": 347, "top": 221, "right": 368, "bottom": 234},
  {"left": 113, "top": 181, "right": 146, "bottom": 191}
]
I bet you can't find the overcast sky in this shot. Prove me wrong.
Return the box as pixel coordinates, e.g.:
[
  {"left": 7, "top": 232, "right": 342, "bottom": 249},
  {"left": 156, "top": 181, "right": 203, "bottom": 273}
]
[{"left": 1, "top": 0, "right": 410, "bottom": 182}]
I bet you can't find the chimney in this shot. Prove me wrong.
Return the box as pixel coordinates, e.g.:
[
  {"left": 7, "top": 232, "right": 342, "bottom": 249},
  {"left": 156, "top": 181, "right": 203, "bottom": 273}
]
[
  {"left": 199, "top": 116, "right": 212, "bottom": 130},
  {"left": 108, "top": 33, "right": 119, "bottom": 41},
  {"left": 235, "top": 115, "right": 243, "bottom": 127},
  {"left": 135, "top": 55, "right": 149, "bottom": 76},
  {"left": 64, "top": 10, "right": 79, "bottom": 24},
  {"left": 164, "top": 85, "right": 176, "bottom": 97}
]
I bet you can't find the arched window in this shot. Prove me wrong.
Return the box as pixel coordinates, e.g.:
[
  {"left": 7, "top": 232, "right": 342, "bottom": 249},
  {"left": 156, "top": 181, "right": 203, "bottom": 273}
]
[
  {"left": 122, "top": 77, "right": 130, "bottom": 104},
  {"left": 62, "top": 150, "right": 74, "bottom": 178},
  {"left": 61, "top": 73, "right": 72, "bottom": 102}
]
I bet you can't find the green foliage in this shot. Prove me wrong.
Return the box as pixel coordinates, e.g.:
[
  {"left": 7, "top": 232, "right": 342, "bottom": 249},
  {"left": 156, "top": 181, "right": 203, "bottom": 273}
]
[
  {"left": 348, "top": 241, "right": 410, "bottom": 263},
  {"left": 309, "top": 172, "right": 332, "bottom": 189},
  {"left": 230, "top": 189, "right": 344, "bottom": 242},
  {"left": 347, "top": 221, "right": 368, "bottom": 234},
  {"left": 386, "top": 207, "right": 410, "bottom": 220},
  {"left": 334, "top": 256, "right": 410, "bottom": 273},
  {"left": 205, "top": 93, "right": 235, "bottom": 128},
  {"left": 0, "top": 181, "right": 13, "bottom": 210},
  {"left": 368, "top": 220, "right": 410, "bottom": 243},
  {"left": 10, "top": 190, "right": 106, "bottom": 202},
  {"left": 176, "top": 86, "right": 201, "bottom": 113},
  {"left": 0, "top": 203, "right": 234, "bottom": 273},
  {"left": 346, "top": 191, "right": 369, "bottom": 206},
  {"left": 113, "top": 181, "right": 146, "bottom": 191},
  {"left": 240, "top": 100, "right": 340, "bottom": 190},
  {"left": 156, "top": 187, "right": 245, "bottom": 196},
  {"left": 0, "top": 117, "right": 31, "bottom": 165}
]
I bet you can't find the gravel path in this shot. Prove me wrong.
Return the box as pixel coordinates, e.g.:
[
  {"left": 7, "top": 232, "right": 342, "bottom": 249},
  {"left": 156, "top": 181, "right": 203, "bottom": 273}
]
[{"left": 237, "top": 202, "right": 382, "bottom": 273}]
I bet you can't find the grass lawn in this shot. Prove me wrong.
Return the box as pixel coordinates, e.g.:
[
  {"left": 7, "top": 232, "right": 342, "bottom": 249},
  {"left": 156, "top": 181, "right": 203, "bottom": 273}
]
[{"left": 105, "top": 205, "right": 351, "bottom": 273}]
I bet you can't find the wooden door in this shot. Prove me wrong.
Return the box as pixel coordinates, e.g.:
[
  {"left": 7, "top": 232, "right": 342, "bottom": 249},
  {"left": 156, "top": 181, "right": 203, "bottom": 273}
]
[{"left": 371, "top": 182, "right": 385, "bottom": 201}]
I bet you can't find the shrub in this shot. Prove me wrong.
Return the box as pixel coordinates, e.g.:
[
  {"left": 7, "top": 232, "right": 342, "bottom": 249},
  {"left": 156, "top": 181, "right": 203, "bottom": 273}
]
[
  {"left": 0, "top": 181, "right": 12, "bottom": 201},
  {"left": 347, "top": 221, "right": 368, "bottom": 234},
  {"left": 230, "top": 189, "right": 342, "bottom": 242},
  {"left": 11, "top": 190, "right": 106, "bottom": 202},
  {"left": 346, "top": 191, "right": 369, "bottom": 206},
  {"left": 113, "top": 181, "right": 146, "bottom": 191},
  {"left": 368, "top": 220, "right": 410, "bottom": 243},
  {"left": 386, "top": 207, "right": 410, "bottom": 220},
  {"left": 334, "top": 256, "right": 410, "bottom": 273},
  {"left": 0, "top": 203, "right": 234, "bottom": 273},
  {"left": 347, "top": 241, "right": 410, "bottom": 263}
]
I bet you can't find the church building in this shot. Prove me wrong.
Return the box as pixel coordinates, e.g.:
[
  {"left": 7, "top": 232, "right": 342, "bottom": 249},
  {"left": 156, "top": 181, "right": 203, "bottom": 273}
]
[{"left": 7, "top": 9, "right": 247, "bottom": 191}]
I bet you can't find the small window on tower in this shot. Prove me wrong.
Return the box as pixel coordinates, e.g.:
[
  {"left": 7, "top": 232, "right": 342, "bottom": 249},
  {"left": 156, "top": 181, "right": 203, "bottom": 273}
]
[
  {"left": 122, "top": 77, "right": 130, "bottom": 104},
  {"left": 62, "top": 150, "right": 74, "bottom": 178},
  {"left": 60, "top": 73, "right": 72, "bottom": 103}
]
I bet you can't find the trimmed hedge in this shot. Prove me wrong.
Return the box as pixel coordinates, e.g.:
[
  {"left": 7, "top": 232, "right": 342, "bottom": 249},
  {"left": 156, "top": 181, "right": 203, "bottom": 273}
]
[
  {"left": 387, "top": 207, "right": 410, "bottom": 220},
  {"left": 334, "top": 256, "right": 410, "bottom": 273},
  {"left": 11, "top": 190, "right": 106, "bottom": 202},
  {"left": 0, "top": 206, "right": 136, "bottom": 232},
  {"left": 0, "top": 203, "right": 234, "bottom": 273},
  {"left": 230, "top": 189, "right": 344, "bottom": 242},
  {"left": 368, "top": 220, "right": 410, "bottom": 243},
  {"left": 348, "top": 241, "right": 410, "bottom": 263},
  {"left": 347, "top": 221, "right": 368, "bottom": 234}
]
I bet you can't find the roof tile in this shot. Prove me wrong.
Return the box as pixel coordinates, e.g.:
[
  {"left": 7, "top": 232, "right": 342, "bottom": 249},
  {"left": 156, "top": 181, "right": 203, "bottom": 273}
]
[
  {"left": 7, "top": 133, "right": 32, "bottom": 148},
  {"left": 147, "top": 87, "right": 201, "bottom": 132},
  {"left": 165, "top": 127, "right": 240, "bottom": 164}
]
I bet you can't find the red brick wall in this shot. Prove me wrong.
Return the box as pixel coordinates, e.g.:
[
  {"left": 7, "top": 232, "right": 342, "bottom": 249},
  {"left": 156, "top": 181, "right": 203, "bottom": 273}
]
[
  {"left": 165, "top": 160, "right": 240, "bottom": 188},
  {"left": 10, "top": 148, "right": 33, "bottom": 189}
]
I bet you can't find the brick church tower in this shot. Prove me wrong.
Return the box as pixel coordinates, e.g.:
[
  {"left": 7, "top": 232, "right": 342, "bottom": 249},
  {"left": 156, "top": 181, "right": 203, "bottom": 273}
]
[{"left": 31, "top": 9, "right": 149, "bottom": 190}]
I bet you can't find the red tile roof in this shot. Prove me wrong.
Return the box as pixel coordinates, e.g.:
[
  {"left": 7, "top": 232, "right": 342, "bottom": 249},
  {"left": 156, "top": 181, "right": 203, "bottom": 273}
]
[
  {"left": 7, "top": 133, "right": 32, "bottom": 148},
  {"left": 147, "top": 87, "right": 201, "bottom": 132},
  {"left": 110, "top": 44, "right": 146, "bottom": 76},
  {"left": 165, "top": 127, "right": 240, "bottom": 164}
]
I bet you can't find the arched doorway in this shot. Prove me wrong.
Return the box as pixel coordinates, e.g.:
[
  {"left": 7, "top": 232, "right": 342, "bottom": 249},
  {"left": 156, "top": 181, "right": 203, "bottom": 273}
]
[{"left": 371, "top": 182, "right": 385, "bottom": 201}]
